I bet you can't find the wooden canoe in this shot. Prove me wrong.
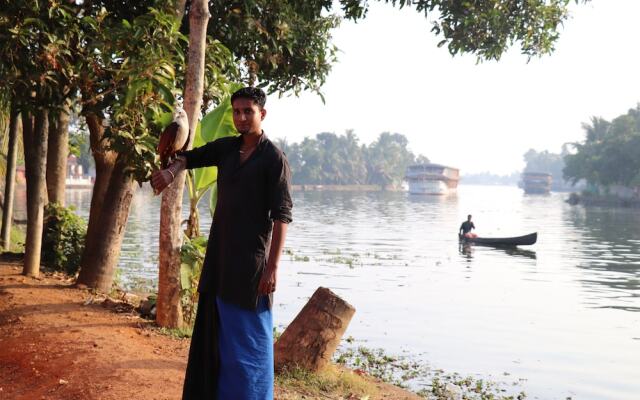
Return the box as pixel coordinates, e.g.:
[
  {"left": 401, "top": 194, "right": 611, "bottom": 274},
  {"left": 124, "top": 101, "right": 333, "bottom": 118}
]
[{"left": 459, "top": 232, "right": 537, "bottom": 247}]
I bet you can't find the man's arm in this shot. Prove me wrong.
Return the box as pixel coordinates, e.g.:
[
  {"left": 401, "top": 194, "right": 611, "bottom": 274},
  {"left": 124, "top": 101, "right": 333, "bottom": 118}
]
[
  {"left": 258, "top": 221, "right": 288, "bottom": 295},
  {"left": 151, "top": 137, "right": 227, "bottom": 194},
  {"left": 258, "top": 151, "right": 293, "bottom": 295}
]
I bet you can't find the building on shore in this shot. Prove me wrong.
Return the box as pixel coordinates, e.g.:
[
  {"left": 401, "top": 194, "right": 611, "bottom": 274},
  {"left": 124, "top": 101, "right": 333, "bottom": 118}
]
[{"left": 65, "top": 155, "right": 93, "bottom": 189}]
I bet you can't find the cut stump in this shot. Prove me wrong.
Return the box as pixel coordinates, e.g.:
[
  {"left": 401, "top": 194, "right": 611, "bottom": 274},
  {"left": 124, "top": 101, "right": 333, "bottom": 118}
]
[{"left": 275, "top": 287, "right": 355, "bottom": 372}]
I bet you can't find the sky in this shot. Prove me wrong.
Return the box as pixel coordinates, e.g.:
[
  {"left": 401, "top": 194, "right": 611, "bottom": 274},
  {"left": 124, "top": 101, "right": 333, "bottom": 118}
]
[{"left": 262, "top": 0, "right": 640, "bottom": 175}]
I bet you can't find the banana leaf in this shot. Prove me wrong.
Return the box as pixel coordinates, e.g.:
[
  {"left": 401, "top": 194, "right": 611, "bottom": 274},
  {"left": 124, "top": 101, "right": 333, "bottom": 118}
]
[{"left": 192, "top": 88, "right": 240, "bottom": 194}]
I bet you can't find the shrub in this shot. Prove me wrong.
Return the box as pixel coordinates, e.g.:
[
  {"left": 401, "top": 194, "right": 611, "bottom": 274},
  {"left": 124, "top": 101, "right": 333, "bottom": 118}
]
[
  {"left": 180, "top": 234, "right": 207, "bottom": 325},
  {"left": 41, "top": 203, "right": 87, "bottom": 275}
]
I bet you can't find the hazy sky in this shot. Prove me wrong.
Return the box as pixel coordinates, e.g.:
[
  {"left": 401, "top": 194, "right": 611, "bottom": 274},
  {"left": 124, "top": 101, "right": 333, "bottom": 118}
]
[{"left": 262, "top": 0, "right": 640, "bottom": 175}]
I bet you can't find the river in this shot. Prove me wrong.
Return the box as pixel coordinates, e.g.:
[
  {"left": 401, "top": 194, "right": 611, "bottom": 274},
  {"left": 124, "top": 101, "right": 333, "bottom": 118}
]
[{"left": 40, "top": 184, "right": 640, "bottom": 399}]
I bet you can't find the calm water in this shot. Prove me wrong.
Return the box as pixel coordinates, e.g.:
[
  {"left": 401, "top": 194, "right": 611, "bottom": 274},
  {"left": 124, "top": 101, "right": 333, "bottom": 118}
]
[{"left": 54, "top": 185, "right": 640, "bottom": 399}]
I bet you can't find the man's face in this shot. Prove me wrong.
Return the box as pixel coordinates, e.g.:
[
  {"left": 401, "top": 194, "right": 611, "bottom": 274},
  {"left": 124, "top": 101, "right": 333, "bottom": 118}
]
[{"left": 232, "top": 98, "right": 266, "bottom": 135}]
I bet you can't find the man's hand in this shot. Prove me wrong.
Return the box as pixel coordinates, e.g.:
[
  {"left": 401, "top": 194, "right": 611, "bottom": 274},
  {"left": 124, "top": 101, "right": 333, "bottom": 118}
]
[
  {"left": 151, "top": 157, "right": 186, "bottom": 194},
  {"left": 258, "top": 264, "right": 277, "bottom": 295},
  {"left": 151, "top": 169, "right": 175, "bottom": 194},
  {"left": 258, "top": 221, "right": 288, "bottom": 295}
]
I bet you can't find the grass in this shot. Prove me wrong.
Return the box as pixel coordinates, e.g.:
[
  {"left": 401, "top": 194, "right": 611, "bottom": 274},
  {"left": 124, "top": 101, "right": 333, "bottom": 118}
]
[
  {"left": 336, "top": 347, "right": 425, "bottom": 388},
  {"left": 284, "top": 248, "right": 311, "bottom": 262},
  {"left": 275, "top": 364, "right": 378, "bottom": 399},
  {"left": 1, "top": 224, "right": 26, "bottom": 253},
  {"left": 336, "top": 346, "right": 529, "bottom": 400},
  {"left": 156, "top": 326, "right": 194, "bottom": 339},
  {"left": 326, "top": 255, "right": 359, "bottom": 267},
  {"left": 9, "top": 225, "right": 25, "bottom": 252}
]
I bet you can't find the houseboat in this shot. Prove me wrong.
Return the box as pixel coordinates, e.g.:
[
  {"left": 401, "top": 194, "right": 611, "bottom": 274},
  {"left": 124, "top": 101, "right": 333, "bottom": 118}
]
[
  {"left": 521, "top": 172, "right": 552, "bottom": 194},
  {"left": 405, "top": 163, "right": 459, "bottom": 195}
]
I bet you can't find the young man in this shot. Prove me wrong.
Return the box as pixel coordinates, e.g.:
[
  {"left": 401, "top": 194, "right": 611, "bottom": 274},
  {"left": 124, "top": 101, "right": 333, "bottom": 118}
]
[
  {"left": 152, "top": 87, "right": 292, "bottom": 399},
  {"left": 459, "top": 214, "right": 476, "bottom": 238}
]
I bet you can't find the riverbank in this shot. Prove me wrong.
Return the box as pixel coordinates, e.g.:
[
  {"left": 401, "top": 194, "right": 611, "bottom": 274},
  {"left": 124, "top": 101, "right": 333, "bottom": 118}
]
[
  {"left": 567, "top": 191, "right": 640, "bottom": 208},
  {"left": 291, "top": 184, "right": 403, "bottom": 192},
  {"left": 0, "top": 263, "right": 419, "bottom": 400}
]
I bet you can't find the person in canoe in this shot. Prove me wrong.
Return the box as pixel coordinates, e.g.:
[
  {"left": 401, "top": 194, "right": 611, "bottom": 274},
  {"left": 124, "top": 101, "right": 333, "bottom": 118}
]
[{"left": 459, "top": 214, "right": 477, "bottom": 239}]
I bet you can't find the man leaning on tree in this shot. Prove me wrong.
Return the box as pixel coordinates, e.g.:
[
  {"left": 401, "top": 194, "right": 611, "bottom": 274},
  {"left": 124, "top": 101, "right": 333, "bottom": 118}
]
[{"left": 152, "top": 86, "right": 293, "bottom": 399}]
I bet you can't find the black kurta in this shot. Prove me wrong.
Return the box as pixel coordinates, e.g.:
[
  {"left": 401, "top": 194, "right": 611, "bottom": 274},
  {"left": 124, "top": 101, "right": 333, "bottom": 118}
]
[
  {"left": 183, "top": 133, "right": 292, "bottom": 309},
  {"left": 181, "top": 133, "right": 292, "bottom": 400}
]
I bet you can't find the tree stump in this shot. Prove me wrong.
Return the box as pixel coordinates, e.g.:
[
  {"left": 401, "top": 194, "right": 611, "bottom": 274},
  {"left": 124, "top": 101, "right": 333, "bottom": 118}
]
[{"left": 275, "top": 287, "right": 355, "bottom": 372}]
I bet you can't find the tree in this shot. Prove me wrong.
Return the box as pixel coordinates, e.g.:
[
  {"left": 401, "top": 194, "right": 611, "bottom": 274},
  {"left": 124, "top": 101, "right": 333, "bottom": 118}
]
[
  {"left": 75, "top": 6, "right": 192, "bottom": 291},
  {"left": 157, "top": 0, "right": 210, "bottom": 329},
  {"left": 46, "top": 101, "right": 70, "bottom": 206},
  {"left": 0, "top": 1, "right": 82, "bottom": 276},
  {"left": 1, "top": 104, "right": 21, "bottom": 250},
  {"left": 564, "top": 105, "right": 640, "bottom": 188},
  {"left": 22, "top": 110, "right": 49, "bottom": 276},
  {"left": 366, "top": 132, "right": 415, "bottom": 187}
]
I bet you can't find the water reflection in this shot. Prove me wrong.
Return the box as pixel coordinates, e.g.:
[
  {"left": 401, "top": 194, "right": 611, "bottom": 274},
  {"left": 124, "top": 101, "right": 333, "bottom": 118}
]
[
  {"left": 500, "top": 247, "right": 537, "bottom": 260},
  {"left": 458, "top": 243, "right": 474, "bottom": 260},
  {"left": 458, "top": 243, "right": 537, "bottom": 260}
]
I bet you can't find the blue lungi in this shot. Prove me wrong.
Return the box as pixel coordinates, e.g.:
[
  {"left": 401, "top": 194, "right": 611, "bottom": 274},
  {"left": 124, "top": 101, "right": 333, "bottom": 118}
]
[{"left": 216, "top": 296, "right": 273, "bottom": 400}]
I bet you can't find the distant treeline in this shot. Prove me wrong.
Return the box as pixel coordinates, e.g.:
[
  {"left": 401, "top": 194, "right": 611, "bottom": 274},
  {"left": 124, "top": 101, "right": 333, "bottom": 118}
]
[{"left": 275, "top": 131, "right": 429, "bottom": 186}]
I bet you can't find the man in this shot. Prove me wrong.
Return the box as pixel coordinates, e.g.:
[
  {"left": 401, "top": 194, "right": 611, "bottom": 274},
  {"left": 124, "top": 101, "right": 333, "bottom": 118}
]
[
  {"left": 459, "top": 214, "right": 476, "bottom": 238},
  {"left": 152, "top": 87, "right": 292, "bottom": 399}
]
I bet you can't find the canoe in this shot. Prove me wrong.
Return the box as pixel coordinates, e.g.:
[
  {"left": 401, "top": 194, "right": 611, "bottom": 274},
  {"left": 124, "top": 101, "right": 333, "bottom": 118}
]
[{"left": 458, "top": 232, "right": 537, "bottom": 247}]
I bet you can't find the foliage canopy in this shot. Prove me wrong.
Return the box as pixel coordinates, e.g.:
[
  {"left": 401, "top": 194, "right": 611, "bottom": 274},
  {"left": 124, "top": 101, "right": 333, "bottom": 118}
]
[{"left": 197, "top": 0, "right": 587, "bottom": 96}]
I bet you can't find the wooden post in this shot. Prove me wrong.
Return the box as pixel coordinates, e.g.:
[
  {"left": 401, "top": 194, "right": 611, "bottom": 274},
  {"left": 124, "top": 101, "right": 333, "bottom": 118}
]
[{"left": 275, "top": 287, "right": 356, "bottom": 372}]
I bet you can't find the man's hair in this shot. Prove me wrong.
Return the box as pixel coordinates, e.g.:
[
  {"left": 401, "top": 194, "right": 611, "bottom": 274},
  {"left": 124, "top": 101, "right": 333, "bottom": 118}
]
[
  {"left": 231, "top": 87, "right": 266, "bottom": 109},
  {"left": 467, "top": 214, "right": 472, "bottom": 219}
]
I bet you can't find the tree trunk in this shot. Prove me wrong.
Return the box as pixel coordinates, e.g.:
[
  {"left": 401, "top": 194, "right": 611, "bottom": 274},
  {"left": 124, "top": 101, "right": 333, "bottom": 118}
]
[
  {"left": 185, "top": 191, "right": 200, "bottom": 238},
  {"left": 1, "top": 106, "right": 21, "bottom": 250},
  {"left": 156, "top": 0, "right": 209, "bottom": 328},
  {"left": 274, "top": 287, "right": 356, "bottom": 372},
  {"left": 174, "top": 0, "right": 187, "bottom": 18},
  {"left": 46, "top": 102, "right": 70, "bottom": 205},
  {"left": 77, "top": 155, "right": 136, "bottom": 291},
  {"left": 76, "top": 113, "right": 118, "bottom": 288},
  {"left": 22, "top": 110, "right": 49, "bottom": 277}
]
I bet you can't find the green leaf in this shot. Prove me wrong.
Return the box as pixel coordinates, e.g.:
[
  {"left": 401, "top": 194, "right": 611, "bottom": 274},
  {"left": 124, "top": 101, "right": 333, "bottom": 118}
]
[
  {"left": 154, "top": 111, "right": 173, "bottom": 129},
  {"left": 180, "top": 263, "right": 193, "bottom": 290}
]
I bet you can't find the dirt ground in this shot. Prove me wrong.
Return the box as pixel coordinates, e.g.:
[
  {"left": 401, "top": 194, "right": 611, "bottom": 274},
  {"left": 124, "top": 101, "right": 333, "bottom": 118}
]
[{"left": 0, "top": 263, "right": 420, "bottom": 400}]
